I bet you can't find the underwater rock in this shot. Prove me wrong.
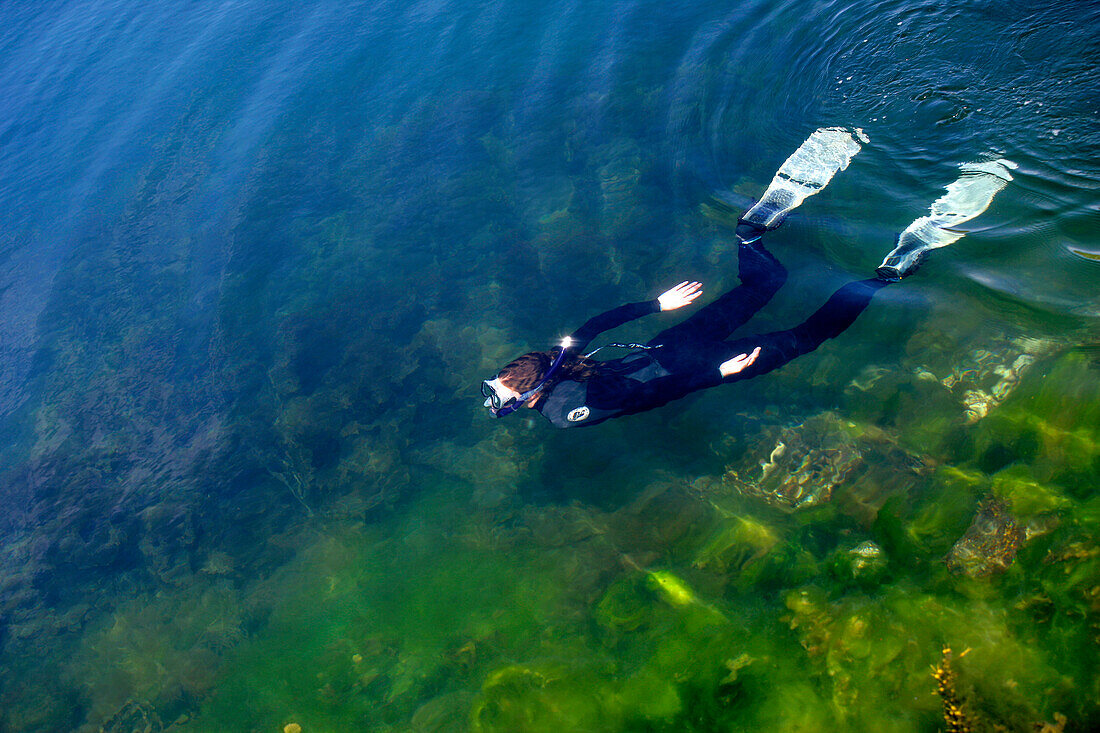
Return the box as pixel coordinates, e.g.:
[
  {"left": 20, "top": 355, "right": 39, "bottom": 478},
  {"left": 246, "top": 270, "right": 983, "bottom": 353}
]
[
  {"left": 829, "top": 541, "right": 888, "bottom": 588},
  {"left": 718, "top": 412, "right": 932, "bottom": 514},
  {"left": 720, "top": 412, "right": 862, "bottom": 510},
  {"left": 99, "top": 699, "right": 162, "bottom": 733},
  {"left": 946, "top": 499, "right": 1026, "bottom": 576},
  {"left": 915, "top": 335, "right": 1055, "bottom": 425},
  {"left": 849, "top": 540, "right": 883, "bottom": 564},
  {"left": 841, "top": 333, "right": 1060, "bottom": 459}
]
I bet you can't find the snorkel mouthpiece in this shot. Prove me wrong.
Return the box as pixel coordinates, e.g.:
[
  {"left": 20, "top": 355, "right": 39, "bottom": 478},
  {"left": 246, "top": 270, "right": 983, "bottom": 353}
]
[{"left": 488, "top": 339, "right": 570, "bottom": 418}]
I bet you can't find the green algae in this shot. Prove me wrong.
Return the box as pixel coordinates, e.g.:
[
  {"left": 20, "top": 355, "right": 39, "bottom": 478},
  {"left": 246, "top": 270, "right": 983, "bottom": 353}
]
[
  {"left": 169, "top": 425, "right": 1097, "bottom": 732},
  {"left": 13, "top": 315, "right": 1099, "bottom": 733},
  {"left": 692, "top": 514, "right": 779, "bottom": 575},
  {"left": 990, "top": 465, "right": 1071, "bottom": 519},
  {"left": 780, "top": 583, "right": 1073, "bottom": 730},
  {"left": 70, "top": 582, "right": 245, "bottom": 727},
  {"left": 7, "top": 162, "right": 1098, "bottom": 733}
]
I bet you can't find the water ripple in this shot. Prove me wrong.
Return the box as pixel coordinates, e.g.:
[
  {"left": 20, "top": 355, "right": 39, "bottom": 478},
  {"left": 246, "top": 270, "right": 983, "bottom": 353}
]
[{"left": 664, "top": 0, "right": 1099, "bottom": 324}]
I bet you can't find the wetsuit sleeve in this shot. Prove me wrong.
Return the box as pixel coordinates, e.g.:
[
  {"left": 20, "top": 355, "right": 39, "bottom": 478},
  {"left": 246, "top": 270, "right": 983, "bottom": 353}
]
[{"left": 568, "top": 300, "right": 660, "bottom": 353}]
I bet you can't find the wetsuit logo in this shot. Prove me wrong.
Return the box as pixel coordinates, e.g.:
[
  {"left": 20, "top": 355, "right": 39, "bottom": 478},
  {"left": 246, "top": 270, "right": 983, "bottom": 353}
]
[{"left": 567, "top": 406, "right": 590, "bottom": 422}]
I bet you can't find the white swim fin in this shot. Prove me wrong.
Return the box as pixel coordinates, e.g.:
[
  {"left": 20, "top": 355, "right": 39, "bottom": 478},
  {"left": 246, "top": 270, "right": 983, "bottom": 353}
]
[
  {"left": 741, "top": 126, "right": 869, "bottom": 229},
  {"left": 876, "top": 158, "right": 1017, "bottom": 281}
]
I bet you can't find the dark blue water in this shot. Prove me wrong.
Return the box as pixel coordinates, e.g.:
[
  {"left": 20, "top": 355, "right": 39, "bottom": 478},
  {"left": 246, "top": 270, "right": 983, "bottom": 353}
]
[{"left": 1, "top": 1, "right": 1098, "bottom": 730}]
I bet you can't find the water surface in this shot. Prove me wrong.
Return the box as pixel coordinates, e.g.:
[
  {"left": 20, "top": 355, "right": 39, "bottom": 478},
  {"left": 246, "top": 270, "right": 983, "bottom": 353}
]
[{"left": 1, "top": 0, "right": 1098, "bottom": 730}]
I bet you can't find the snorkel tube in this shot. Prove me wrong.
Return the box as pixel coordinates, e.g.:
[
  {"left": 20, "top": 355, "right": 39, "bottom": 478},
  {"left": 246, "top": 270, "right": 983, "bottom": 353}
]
[{"left": 491, "top": 338, "right": 571, "bottom": 418}]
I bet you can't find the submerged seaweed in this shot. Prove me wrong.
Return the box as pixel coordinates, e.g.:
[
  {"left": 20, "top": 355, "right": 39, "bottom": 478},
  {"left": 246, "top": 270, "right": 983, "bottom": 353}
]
[{"left": 932, "top": 647, "right": 973, "bottom": 733}]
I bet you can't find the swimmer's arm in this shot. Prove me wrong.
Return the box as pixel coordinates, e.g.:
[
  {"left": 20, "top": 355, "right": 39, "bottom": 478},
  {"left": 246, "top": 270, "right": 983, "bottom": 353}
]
[
  {"left": 719, "top": 347, "right": 761, "bottom": 377},
  {"left": 569, "top": 282, "right": 704, "bottom": 352},
  {"left": 657, "top": 281, "right": 703, "bottom": 311},
  {"left": 568, "top": 301, "right": 657, "bottom": 353}
]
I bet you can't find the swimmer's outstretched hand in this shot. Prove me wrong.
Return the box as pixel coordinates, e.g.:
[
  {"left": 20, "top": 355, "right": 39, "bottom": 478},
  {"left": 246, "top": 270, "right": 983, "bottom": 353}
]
[
  {"left": 719, "top": 346, "right": 761, "bottom": 377},
  {"left": 657, "top": 281, "right": 703, "bottom": 311}
]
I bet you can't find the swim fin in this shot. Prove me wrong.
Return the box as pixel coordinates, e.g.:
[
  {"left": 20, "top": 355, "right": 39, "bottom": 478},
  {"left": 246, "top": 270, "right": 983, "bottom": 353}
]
[
  {"left": 876, "top": 158, "right": 1017, "bottom": 281},
  {"left": 741, "top": 126, "right": 869, "bottom": 230}
]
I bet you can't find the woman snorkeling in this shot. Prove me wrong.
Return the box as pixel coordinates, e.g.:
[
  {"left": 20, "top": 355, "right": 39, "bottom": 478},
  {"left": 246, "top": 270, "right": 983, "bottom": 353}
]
[{"left": 481, "top": 128, "right": 1016, "bottom": 429}]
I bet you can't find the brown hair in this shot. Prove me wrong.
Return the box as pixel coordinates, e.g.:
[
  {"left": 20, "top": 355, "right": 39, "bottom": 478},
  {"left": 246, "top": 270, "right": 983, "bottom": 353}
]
[{"left": 497, "top": 348, "right": 600, "bottom": 395}]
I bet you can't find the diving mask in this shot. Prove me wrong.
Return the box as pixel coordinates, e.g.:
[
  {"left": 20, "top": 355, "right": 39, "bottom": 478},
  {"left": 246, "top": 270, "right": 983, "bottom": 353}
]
[{"left": 483, "top": 338, "right": 571, "bottom": 418}]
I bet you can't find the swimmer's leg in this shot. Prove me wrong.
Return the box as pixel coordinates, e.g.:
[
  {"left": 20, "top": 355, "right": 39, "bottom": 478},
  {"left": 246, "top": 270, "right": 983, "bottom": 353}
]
[
  {"left": 877, "top": 158, "right": 1017, "bottom": 281},
  {"left": 721, "top": 277, "right": 889, "bottom": 381},
  {"left": 649, "top": 231, "right": 787, "bottom": 348},
  {"left": 741, "top": 126, "right": 868, "bottom": 230},
  {"left": 650, "top": 128, "right": 867, "bottom": 351}
]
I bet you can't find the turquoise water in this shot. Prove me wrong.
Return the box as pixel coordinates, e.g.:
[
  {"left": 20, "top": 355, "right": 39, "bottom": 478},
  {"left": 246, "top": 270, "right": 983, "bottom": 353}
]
[{"left": 1, "top": 0, "right": 1098, "bottom": 730}]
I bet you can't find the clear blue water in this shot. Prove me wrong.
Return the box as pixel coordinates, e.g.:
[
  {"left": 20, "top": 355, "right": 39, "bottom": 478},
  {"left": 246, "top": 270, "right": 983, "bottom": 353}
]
[{"left": 1, "top": 1, "right": 1098, "bottom": 730}]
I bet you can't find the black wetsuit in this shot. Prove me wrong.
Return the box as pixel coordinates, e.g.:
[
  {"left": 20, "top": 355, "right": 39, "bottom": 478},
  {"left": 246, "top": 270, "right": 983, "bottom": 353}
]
[{"left": 537, "top": 236, "right": 888, "bottom": 428}]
